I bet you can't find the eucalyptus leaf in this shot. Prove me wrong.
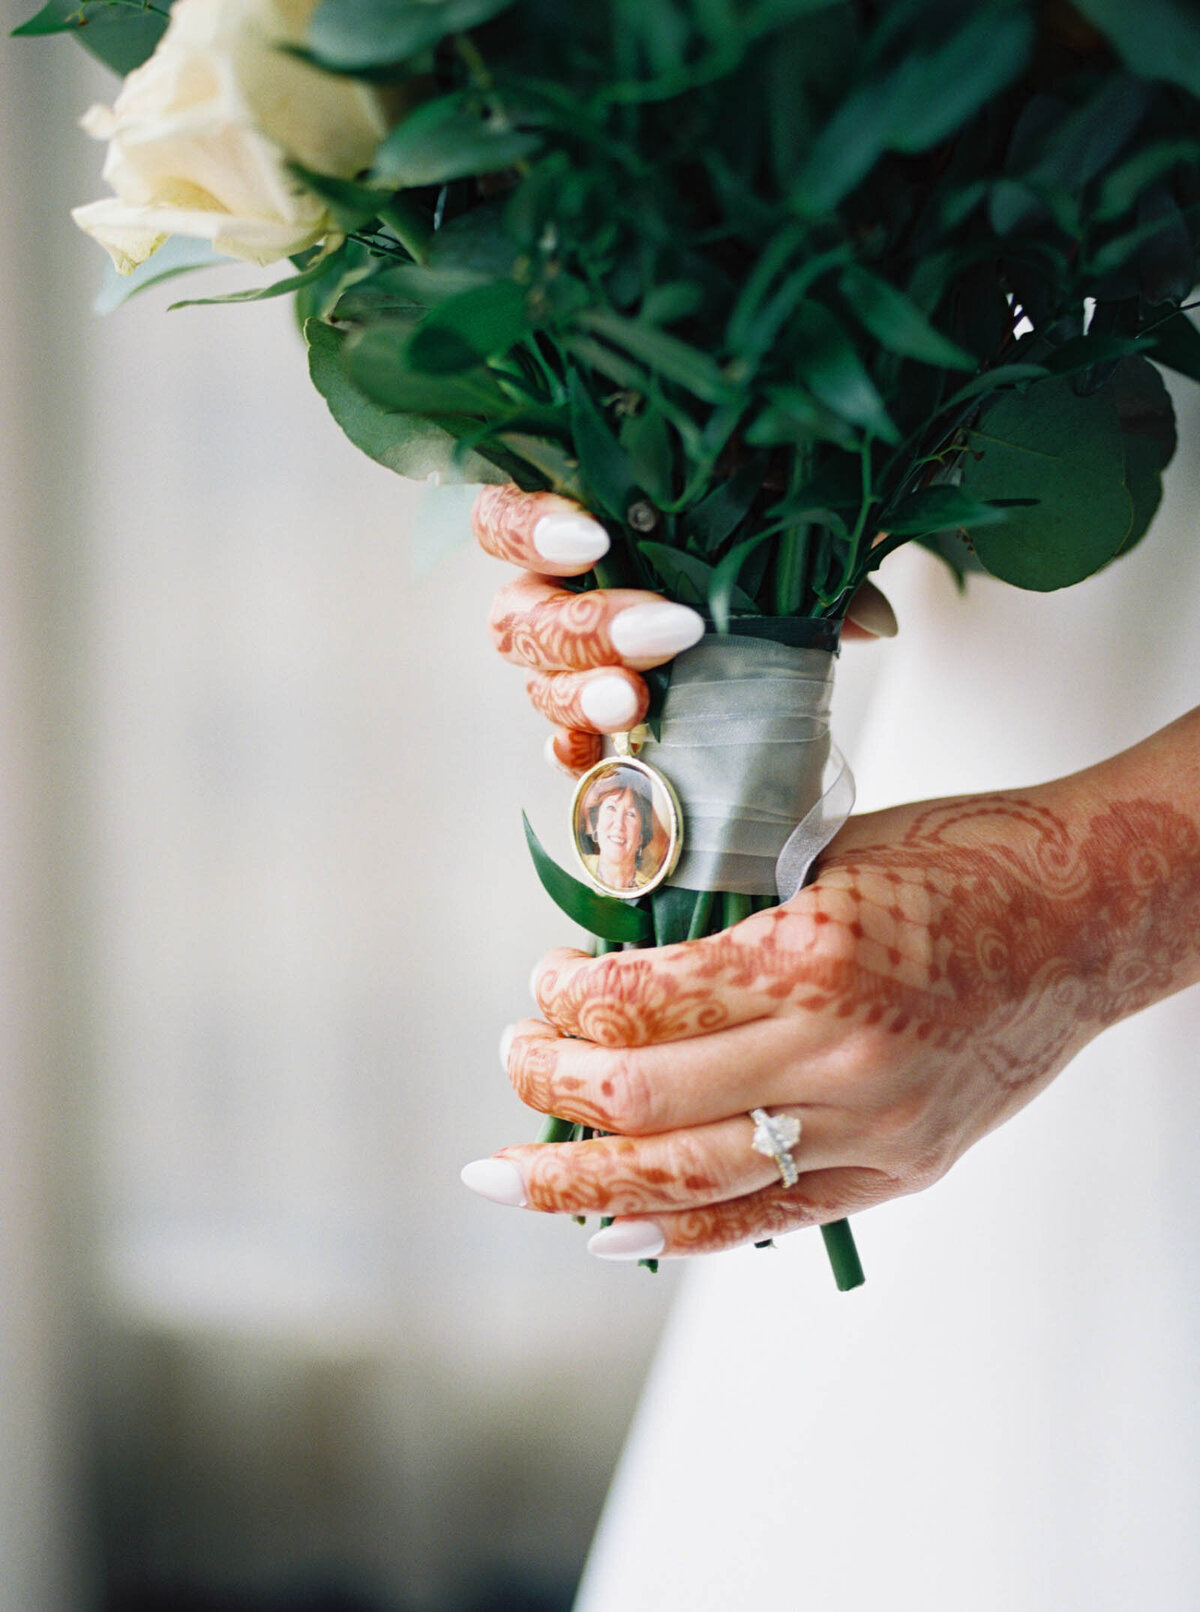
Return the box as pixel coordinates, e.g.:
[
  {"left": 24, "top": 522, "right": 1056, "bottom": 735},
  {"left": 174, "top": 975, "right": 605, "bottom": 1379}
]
[
  {"left": 522, "top": 812, "right": 652, "bottom": 943},
  {"left": 13, "top": 0, "right": 172, "bottom": 73},
  {"left": 883, "top": 486, "right": 1016, "bottom": 536},
  {"left": 961, "top": 375, "right": 1133, "bottom": 590},
  {"left": 306, "top": 319, "right": 504, "bottom": 482},
  {"left": 1147, "top": 310, "right": 1200, "bottom": 384},
  {"left": 1111, "top": 356, "right": 1177, "bottom": 555}
]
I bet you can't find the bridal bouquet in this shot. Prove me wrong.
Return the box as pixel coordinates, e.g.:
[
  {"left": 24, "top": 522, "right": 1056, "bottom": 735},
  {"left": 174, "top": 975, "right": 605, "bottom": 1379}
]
[{"left": 25, "top": 0, "right": 1200, "bottom": 1285}]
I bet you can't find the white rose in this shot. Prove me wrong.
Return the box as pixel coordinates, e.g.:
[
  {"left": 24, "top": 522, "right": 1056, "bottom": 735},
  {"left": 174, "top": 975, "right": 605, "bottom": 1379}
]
[{"left": 72, "top": 0, "right": 388, "bottom": 272}]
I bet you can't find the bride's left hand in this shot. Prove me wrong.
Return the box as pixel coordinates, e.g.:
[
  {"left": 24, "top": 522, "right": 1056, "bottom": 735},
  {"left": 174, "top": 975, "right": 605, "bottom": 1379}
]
[{"left": 460, "top": 775, "right": 1165, "bottom": 1258}]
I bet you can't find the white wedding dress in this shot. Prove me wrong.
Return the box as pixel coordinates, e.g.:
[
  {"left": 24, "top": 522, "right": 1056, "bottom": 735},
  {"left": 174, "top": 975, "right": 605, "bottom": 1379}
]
[{"left": 574, "top": 378, "right": 1200, "bottom": 1612}]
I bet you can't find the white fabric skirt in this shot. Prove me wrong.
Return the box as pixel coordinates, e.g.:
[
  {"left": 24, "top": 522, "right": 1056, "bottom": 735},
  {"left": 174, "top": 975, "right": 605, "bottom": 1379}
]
[{"left": 574, "top": 381, "right": 1200, "bottom": 1612}]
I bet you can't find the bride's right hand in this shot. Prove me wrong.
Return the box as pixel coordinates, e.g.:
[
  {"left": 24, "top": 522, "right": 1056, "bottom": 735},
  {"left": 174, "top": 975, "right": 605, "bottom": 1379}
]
[{"left": 471, "top": 484, "right": 897, "bottom": 775}]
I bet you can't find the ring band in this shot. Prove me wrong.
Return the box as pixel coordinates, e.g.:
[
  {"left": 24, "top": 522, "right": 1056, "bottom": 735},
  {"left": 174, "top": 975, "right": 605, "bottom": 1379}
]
[{"left": 749, "top": 1107, "right": 801, "bottom": 1189}]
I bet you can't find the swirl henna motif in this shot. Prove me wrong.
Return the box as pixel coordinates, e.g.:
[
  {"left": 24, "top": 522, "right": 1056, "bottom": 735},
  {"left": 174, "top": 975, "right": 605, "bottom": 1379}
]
[
  {"left": 514, "top": 793, "right": 1200, "bottom": 1251},
  {"left": 472, "top": 485, "right": 562, "bottom": 567},
  {"left": 489, "top": 578, "right": 618, "bottom": 672}
]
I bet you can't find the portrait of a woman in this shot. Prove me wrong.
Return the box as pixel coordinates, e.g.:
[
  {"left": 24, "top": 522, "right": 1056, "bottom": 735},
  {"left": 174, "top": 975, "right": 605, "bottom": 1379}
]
[{"left": 576, "top": 768, "right": 663, "bottom": 893}]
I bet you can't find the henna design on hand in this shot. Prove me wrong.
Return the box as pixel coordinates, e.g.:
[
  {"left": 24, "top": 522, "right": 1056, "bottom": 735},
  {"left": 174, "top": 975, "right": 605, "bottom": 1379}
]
[
  {"left": 800, "top": 795, "right": 1200, "bottom": 1091},
  {"left": 519, "top": 794, "right": 1200, "bottom": 1251},
  {"left": 489, "top": 577, "right": 618, "bottom": 672},
  {"left": 548, "top": 727, "right": 603, "bottom": 775}
]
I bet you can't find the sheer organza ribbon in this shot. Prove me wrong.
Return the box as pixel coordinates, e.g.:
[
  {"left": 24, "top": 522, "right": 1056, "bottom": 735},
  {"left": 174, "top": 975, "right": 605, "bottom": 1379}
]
[{"left": 640, "top": 635, "right": 855, "bottom": 901}]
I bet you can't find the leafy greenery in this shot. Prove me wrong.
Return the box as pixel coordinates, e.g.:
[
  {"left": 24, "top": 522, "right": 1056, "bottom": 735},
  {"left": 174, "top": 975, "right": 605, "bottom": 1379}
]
[
  {"left": 32, "top": 0, "right": 1199, "bottom": 616},
  {"left": 287, "top": 0, "right": 1198, "bottom": 621}
]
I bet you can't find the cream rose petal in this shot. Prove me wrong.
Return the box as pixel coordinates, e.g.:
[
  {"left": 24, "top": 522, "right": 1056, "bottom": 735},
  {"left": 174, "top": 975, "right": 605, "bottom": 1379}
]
[{"left": 74, "top": 0, "right": 387, "bottom": 271}]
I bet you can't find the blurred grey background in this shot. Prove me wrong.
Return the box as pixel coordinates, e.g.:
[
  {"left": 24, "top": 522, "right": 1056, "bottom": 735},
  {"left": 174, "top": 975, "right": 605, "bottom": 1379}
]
[{"left": 1, "top": 35, "right": 712, "bottom": 1612}]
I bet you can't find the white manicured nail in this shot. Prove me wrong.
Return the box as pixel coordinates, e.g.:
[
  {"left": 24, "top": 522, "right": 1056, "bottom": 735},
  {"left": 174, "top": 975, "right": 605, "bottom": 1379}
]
[
  {"left": 587, "top": 1221, "right": 666, "bottom": 1261},
  {"left": 846, "top": 586, "right": 898, "bottom": 638},
  {"left": 533, "top": 513, "right": 610, "bottom": 566},
  {"left": 579, "top": 674, "right": 640, "bottom": 731},
  {"left": 498, "top": 1023, "right": 516, "bottom": 1072},
  {"left": 610, "top": 603, "right": 705, "bottom": 661},
  {"left": 460, "top": 1158, "right": 527, "bottom": 1208}
]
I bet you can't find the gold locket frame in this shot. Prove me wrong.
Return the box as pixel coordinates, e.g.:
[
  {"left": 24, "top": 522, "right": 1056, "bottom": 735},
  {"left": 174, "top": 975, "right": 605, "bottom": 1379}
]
[{"left": 570, "top": 742, "right": 683, "bottom": 901}]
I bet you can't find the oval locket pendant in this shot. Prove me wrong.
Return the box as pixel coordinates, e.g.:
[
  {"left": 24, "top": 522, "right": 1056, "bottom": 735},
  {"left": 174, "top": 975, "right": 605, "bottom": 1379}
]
[{"left": 570, "top": 729, "right": 683, "bottom": 901}]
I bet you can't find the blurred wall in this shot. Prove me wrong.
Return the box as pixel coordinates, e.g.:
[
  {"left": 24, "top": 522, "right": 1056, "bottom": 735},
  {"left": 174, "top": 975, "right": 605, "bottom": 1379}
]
[{"left": 2, "top": 35, "right": 685, "bottom": 1612}]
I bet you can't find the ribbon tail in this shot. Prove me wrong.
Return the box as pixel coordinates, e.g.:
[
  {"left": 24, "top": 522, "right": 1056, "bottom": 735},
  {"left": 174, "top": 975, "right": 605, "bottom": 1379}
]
[{"left": 774, "top": 745, "right": 856, "bottom": 903}]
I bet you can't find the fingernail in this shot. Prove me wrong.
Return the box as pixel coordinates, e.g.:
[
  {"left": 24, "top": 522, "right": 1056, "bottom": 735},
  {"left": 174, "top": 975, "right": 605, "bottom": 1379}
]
[
  {"left": 610, "top": 603, "right": 705, "bottom": 660},
  {"left": 587, "top": 1220, "right": 666, "bottom": 1261},
  {"left": 846, "top": 586, "right": 898, "bottom": 638},
  {"left": 579, "top": 673, "right": 640, "bottom": 731},
  {"left": 498, "top": 1023, "right": 516, "bottom": 1072},
  {"left": 460, "top": 1158, "right": 527, "bottom": 1208},
  {"left": 533, "top": 513, "right": 610, "bottom": 566}
]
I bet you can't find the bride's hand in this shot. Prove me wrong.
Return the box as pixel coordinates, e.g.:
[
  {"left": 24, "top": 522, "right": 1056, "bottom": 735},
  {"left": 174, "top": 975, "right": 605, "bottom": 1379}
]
[
  {"left": 462, "top": 773, "right": 1200, "bottom": 1258},
  {"left": 472, "top": 485, "right": 896, "bottom": 774}
]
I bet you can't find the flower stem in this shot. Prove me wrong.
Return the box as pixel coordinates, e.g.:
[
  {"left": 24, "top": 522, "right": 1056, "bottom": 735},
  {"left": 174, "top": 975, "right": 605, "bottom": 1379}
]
[{"left": 821, "top": 1219, "right": 865, "bottom": 1290}]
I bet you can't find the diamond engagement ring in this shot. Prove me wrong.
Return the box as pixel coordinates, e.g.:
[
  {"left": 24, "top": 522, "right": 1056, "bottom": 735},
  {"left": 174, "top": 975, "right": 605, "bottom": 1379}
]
[{"left": 749, "top": 1107, "right": 802, "bottom": 1189}]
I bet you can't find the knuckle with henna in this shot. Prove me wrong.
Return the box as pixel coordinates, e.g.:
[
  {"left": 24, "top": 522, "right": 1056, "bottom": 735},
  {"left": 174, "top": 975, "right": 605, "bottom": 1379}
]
[{"left": 595, "top": 1052, "right": 658, "bottom": 1133}]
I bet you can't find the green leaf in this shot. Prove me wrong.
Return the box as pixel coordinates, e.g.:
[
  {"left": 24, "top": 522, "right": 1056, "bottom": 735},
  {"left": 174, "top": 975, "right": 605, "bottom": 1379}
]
[
  {"left": 345, "top": 320, "right": 513, "bottom": 415},
  {"left": 682, "top": 459, "right": 767, "bottom": 553},
  {"left": 1072, "top": 0, "right": 1200, "bottom": 99},
  {"left": 522, "top": 813, "right": 651, "bottom": 943},
  {"left": 637, "top": 542, "right": 755, "bottom": 613},
  {"left": 1041, "top": 334, "right": 1151, "bottom": 376},
  {"left": 373, "top": 97, "right": 540, "bottom": 189},
  {"left": 575, "top": 309, "right": 736, "bottom": 404},
  {"left": 789, "top": 303, "right": 899, "bottom": 443},
  {"left": 939, "top": 362, "right": 1049, "bottom": 412},
  {"left": 960, "top": 375, "right": 1133, "bottom": 590},
  {"left": 407, "top": 281, "right": 532, "bottom": 374},
  {"left": 650, "top": 885, "right": 707, "bottom": 946},
  {"left": 709, "top": 531, "right": 770, "bottom": 632},
  {"left": 288, "top": 163, "right": 390, "bottom": 234},
  {"left": 745, "top": 384, "right": 862, "bottom": 451},
  {"left": 620, "top": 409, "right": 675, "bottom": 503},
  {"left": 882, "top": 486, "right": 1016, "bottom": 536},
  {"left": 305, "top": 319, "right": 504, "bottom": 482},
  {"left": 1147, "top": 310, "right": 1200, "bottom": 384},
  {"left": 92, "top": 235, "right": 225, "bottom": 315},
  {"left": 1111, "top": 356, "right": 1177, "bottom": 555},
  {"left": 568, "top": 373, "right": 636, "bottom": 520},
  {"left": 169, "top": 246, "right": 347, "bottom": 310},
  {"left": 307, "top": 0, "right": 514, "bottom": 71},
  {"left": 885, "top": 6, "right": 1034, "bottom": 154},
  {"left": 839, "top": 266, "right": 974, "bottom": 370},
  {"left": 13, "top": 0, "right": 172, "bottom": 74},
  {"left": 792, "top": 4, "right": 1033, "bottom": 213},
  {"left": 1094, "top": 140, "right": 1200, "bottom": 222}
]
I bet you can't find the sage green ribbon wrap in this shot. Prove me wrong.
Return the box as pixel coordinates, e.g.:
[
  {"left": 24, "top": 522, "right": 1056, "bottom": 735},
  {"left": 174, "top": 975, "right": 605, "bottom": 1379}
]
[{"left": 640, "top": 635, "right": 855, "bottom": 900}]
